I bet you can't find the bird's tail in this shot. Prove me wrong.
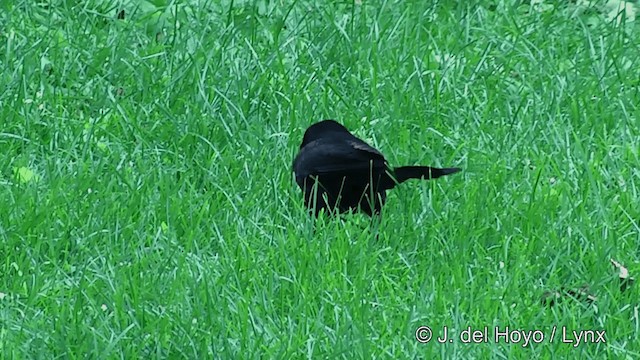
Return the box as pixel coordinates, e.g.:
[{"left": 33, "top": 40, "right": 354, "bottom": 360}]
[{"left": 386, "top": 166, "right": 461, "bottom": 188}]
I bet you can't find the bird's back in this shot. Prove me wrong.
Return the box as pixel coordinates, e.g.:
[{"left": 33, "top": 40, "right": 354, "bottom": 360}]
[
  {"left": 293, "top": 135, "right": 386, "bottom": 180},
  {"left": 293, "top": 134, "right": 391, "bottom": 215}
]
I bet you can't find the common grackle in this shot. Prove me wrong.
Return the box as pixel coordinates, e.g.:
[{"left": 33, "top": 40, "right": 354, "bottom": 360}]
[{"left": 293, "top": 120, "right": 461, "bottom": 216}]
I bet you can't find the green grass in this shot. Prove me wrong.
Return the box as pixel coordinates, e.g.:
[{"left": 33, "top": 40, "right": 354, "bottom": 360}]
[{"left": 1, "top": 0, "right": 639, "bottom": 358}]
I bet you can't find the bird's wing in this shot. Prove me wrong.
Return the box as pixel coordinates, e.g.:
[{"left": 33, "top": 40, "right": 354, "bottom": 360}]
[{"left": 293, "top": 139, "right": 387, "bottom": 178}]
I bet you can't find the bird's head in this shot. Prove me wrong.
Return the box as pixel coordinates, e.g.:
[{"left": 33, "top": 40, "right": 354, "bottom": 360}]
[{"left": 300, "top": 119, "right": 350, "bottom": 147}]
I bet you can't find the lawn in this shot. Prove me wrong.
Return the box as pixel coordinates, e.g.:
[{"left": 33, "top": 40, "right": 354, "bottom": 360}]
[{"left": 1, "top": 0, "right": 639, "bottom": 358}]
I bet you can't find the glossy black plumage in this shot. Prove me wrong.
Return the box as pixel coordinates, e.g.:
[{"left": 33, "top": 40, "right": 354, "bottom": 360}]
[{"left": 293, "top": 120, "right": 461, "bottom": 216}]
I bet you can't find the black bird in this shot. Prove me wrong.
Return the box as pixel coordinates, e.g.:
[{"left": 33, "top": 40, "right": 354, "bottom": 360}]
[{"left": 293, "top": 120, "right": 461, "bottom": 216}]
